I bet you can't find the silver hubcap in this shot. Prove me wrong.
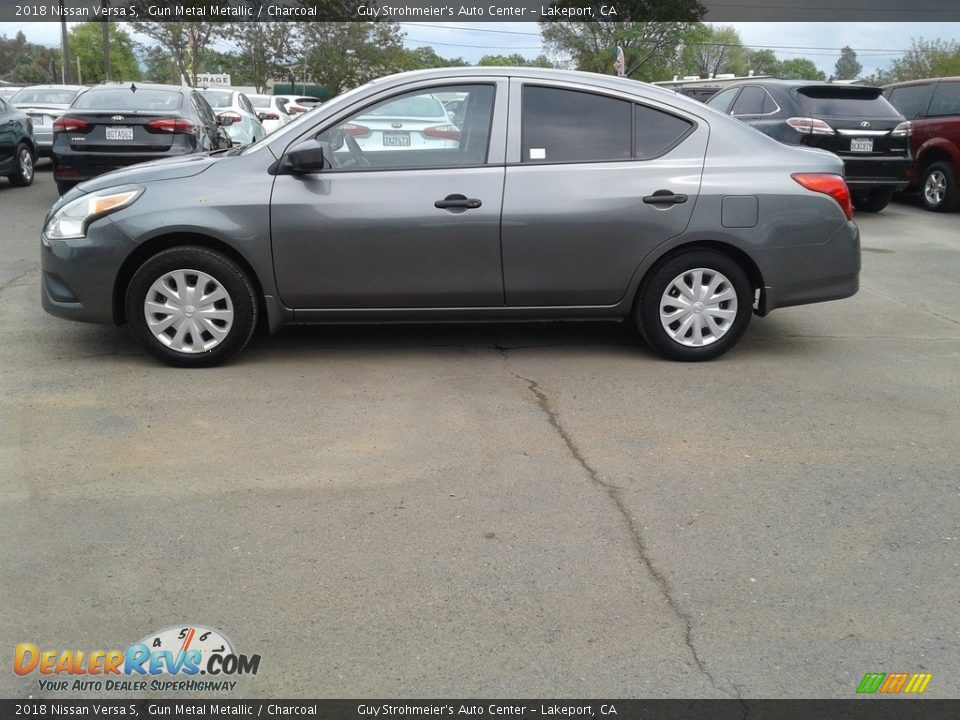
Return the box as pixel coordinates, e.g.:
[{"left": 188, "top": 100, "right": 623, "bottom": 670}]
[
  {"left": 19, "top": 147, "right": 33, "bottom": 183},
  {"left": 143, "top": 269, "right": 234, "bottom": 354},
  {"left": 659, "top": 268, "right": 738, "bottom": 347},
  {"left": 924, "top": 170, "right": 946, "bottom": 206}
]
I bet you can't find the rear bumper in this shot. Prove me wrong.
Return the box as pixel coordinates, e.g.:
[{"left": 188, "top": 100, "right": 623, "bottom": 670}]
[
  {"left": 52, "top": 144, "right": 197, "bottom": 184},
  {"left": 756, "top": 220, "right": 860, "bottom": 315},
  {"left": 842, "top": 156, "right": 911, "bottom": 190}
]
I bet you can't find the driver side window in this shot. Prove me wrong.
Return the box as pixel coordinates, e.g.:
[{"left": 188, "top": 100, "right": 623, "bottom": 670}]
[{"left": 315, "top": 84, "right": 495, "bottom": 171}]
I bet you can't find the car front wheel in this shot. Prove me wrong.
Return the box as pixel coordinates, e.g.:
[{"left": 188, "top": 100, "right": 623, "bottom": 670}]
[
  {"left": 125, "top": 246, "right": 258, "bottom": 368},
  {"left": 7, "top": 143, "right": 35, "bottom": 187},
  {"left": 921, "top": 161, "right": 959, "bottom": 212},
  {"left": 637, "top": 250, "right": 752, "bottom": 362}
]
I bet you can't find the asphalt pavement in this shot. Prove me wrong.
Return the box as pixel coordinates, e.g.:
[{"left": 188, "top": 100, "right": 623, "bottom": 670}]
[{"left": 1, "top": 165, "right": 957, "bottom": 699}]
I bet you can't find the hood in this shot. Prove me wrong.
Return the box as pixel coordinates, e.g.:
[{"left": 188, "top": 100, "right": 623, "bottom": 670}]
[{"left": 75, "top": 152, "right": 223, "bottom": 194}]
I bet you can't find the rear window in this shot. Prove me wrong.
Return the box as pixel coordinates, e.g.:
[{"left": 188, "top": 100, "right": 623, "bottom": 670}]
[
  {"left": 200, "top": 91, "right": 233, "bottom": 109},
  {"left": 795, "top": 87, "right": 901, "bottom": 118},
  {"left": 250, "top": 96, "right": 271, "bottom": 108},
  {"left": 72, "top": 89, "right": 183, "bottom": 111},
  {"left": 11, "top": 88, "right": 79, "bottom": 105}
]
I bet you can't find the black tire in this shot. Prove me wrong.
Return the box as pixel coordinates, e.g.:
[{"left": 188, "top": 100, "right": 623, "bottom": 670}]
[
  {"left": 920, "top": 161, "right": 959, "bottom": 213},
  {"left": 56, "top": 180, "right": 76, "bottom": 196},
  {"left": 125, "top": 246, "right": 258, "bottom": 368},
  {"left": 7, "top": 142, "right": 35, "bottom": 187},
  {"left": 636, "top": 250, "right": 752, "bottom": 362},
  {"left": 852, "top": 188, "right": 893, "bottom": 213}
]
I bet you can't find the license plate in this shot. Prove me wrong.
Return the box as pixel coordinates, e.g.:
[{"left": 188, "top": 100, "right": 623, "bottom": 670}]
[
  {"left": 106, "top": 126, "right": 134, "bottom": 141},
  {"left": 382, "top": 131, "right": 410, "bottom": 147},
  {"left": 28, "top": 114, "right": 46, "bottom": 126},
  {"left": 850, "top": 138, "right": 873, "bottom": 153}
]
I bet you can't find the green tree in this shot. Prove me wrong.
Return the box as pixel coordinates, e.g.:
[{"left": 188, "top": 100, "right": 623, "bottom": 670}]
[
  {"left": 870, "top": 38, "right": 960, "bottom": 82},
  {"left": 745, "top": 49, "right": 781, "bottom": 76},
  {"left": 128, "top": 20, "right": 223, "bottom": 87},
  {"left": 399, "top": 46, "right": 469, "bottom": 70},
  {"left": 68, "top": 23, "right": 141, "bottom": 84},
  {"left": 297, "top": 22, "right": 410, "bottom": 96},
  {"left": 677, "top": 24, "right": 746, "bottom": 79},
  {"left": 141, "top": 45, "right": 175, "bottom": 84},
  {"left": 834, "top": 46, "right": 862, "bottom": 80},
  {"left": 477, "top": 53, "right": 554, "bottom": 68},
  {"left": 777, "top": 58, "right": 826, "bottom": 81},
  {"left": 0, "top": 31, "right": 59, "bottom": 83},
  {"left": 541, "top": 22, "right": 694, "bottom": 81},
  {"left": 224, "top": 21, "right": 297, "bottom": 94}
]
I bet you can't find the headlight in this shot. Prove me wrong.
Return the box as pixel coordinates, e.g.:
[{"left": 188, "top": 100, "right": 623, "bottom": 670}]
[{"left": 44, "top": 186, "right": 143, "bottom": 240}]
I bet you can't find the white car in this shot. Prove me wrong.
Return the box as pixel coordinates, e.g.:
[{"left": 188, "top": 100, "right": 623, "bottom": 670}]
[
  {"left": 345, "top": 93, "right": 460, "bottom": 152},
  {"left": 9, "top": 84, "right": 86, "bottom": 157},
  {"left": 274, "top": 95, "right": 323, "bottom": 116},
  {"left": 198, "top": 89, "right": 265, "bottom": 146},
  {"left": 248, "top": 94, "right": 293, "bottom": 134}
]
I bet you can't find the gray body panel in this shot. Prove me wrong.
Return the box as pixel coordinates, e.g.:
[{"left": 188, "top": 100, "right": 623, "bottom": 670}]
[{"left": 41, "top": 67, "right": 859, "bottom": 334}]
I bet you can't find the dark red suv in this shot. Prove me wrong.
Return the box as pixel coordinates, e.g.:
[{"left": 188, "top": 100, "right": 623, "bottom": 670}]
[{"left": 884, "top": 77, "right": 960, "bottom": 212}]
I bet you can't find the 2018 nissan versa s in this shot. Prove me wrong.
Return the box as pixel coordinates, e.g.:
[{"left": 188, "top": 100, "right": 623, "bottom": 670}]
[{"left": 41, "top": 68, "right": 861, "bottom": 368}]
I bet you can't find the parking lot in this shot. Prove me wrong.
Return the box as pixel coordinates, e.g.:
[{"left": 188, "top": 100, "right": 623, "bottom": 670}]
[{"left": 1, "top": 165, "right": 958, "bottom": 698}]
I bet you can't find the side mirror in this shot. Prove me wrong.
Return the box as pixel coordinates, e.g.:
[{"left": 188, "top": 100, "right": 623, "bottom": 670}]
[
  {"left": 284, "top": 141, "right": 328, "bottom": 173},
  {"left": 217, "top": 114, "right": 234, "bottom": 127},
  {"left": 257, "top": 112, "right": 269, "bottom": 121}
]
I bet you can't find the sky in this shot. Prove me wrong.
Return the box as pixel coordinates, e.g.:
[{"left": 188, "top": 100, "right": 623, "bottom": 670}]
[{"left": 3, "top": 21, "right": 960, "bottom": 79}]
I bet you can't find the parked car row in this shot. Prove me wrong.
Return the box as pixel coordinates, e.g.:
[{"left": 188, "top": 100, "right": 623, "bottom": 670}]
[{"left": 705, "top": 76, "right": 960, "bottom": 213}]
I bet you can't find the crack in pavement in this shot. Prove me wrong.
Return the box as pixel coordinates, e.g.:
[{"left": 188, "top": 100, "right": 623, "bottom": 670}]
[
  {"left": 509, "top": 365, "right": 734, "bottom": 698},
  {"left": 0, "top": 265, "right": 39, "bottom": 297}
]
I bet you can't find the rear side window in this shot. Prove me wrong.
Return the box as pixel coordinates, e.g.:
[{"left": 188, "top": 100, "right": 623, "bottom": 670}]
[
  {"left": 731, "top": 86, "right": 766, "bottom": 116},
  {"left": 634, "top": 104, "right": 693, "bottom": 159},
  {"left": 522, "top": 86, "right": 631, "bottom": 163},
  {"left": 886, "top": 84, "right": 934, "bottom": 119},
  {"left": 708, "top": 88, "right": 738, "bottom": 114},
  {"left": 927, "top": 82, "right": 960, "bottom": 117},
  {"left": 73, "top": 89, "right": 183, "bottom": 111},
  {"left": 796, "top": 88, "right": 901, "bottom": 118}
]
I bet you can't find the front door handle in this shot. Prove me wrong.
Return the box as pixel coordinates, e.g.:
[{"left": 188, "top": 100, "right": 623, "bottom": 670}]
[
  {"left": 435, "top": 194, "right": 482, "bottom": 210},
  {"left": 643, "top": 190, "right": 688, "bottom": 205}
]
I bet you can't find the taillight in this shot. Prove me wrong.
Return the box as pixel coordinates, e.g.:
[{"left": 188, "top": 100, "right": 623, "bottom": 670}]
[
  {"left": 339, "top": 123, "right": 370, "bottom": 137},
  {"left": 786, "top": 117, "right": 835, "bottom": 135},
  {"left": 146, "top": 118, "right": 197, "bottom": 135},
  {"left": 53, "top": 116, "right": 92, "bottom": 133},
  {"left": 288, "top": 106, "right": 307, "bottom": 114},
  {"left": 422, "top": 124, "right": 461, "bottom": 141},
  {"left": 792, "top": 173, "right": 853, "bottom": 221},
  {"left": 262, "top": 112, "right": 279, "bottom": 120},
  {"left": 216, "top": 112, "right": 242, "bottom": 126},
  {"left": 891, "top": 121, "right": 912, "bottom": 137}
]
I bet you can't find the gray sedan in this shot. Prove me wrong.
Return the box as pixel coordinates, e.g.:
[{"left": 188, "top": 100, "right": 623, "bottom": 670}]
[{"left": 40, "top": 68, "right": 860, "bottom": 367}]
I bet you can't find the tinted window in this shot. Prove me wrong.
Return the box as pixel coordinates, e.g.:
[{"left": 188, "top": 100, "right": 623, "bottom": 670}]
[
  {"left": 796, "top": 88, "right": 901, "bottom": 118},
  {"left": 10, "top": 88, "right": 79, "bottom": 105},
  {"left": 317, "top": 84, "right": 495, "bottom": 170},
  {"left": 731, "top": 86, "right": 766, "bottom": 115},
  {"left": 634, "top": 104, "right": 693, "bottom": 159},
  {"left": 276, "top": 98, "right": 290, "bottom": 114},
  {"left": 928, "top": 81, "right": 960, "bottom": 117},
  {"left": 192, "top": 93, "right": 215, "bottom": 123},
  {"left": 886, "top": 84, "right": 934, "bottom": 119},
  {"left": 522, "top": 86, "right": 631, "bottom": 163},
  {"left": 707, "top": 88, "right": 738, "bottom": 114},
  {"left": 762, "top": 90, "right": 779, "bottom": 114},
  {"left": 72, "top": 89, "right": 183, "bottom": 111},
  {"left": 239, "top": 94, "right": 255, "bottom": 115}
]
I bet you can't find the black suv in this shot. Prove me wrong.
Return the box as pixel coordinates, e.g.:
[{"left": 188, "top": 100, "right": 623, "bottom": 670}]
[
  {"left": 707, "top": 80, "right": 912, "bottom": 212},
  {"left": 0, "top": 95, "right": 36, "bottom": 188}
]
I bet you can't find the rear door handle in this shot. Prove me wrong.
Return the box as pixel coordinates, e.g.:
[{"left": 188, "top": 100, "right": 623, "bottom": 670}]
[
  {"left": 435, "top": 194, "right": 482, "bottom": 210},
  {"left": 643, "top": 190, "right": 688, "bottom": 205}
]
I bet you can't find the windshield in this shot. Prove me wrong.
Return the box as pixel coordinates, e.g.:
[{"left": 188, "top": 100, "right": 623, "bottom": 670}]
[
  {"left": 200, "top": 90, "right": 234, "bottom": 109},
  {"left": 72, "top": 89, "right": 183, "bottom": 111},
  {"left": 11, "top": 87, "right": 79, "bottom": 105}
]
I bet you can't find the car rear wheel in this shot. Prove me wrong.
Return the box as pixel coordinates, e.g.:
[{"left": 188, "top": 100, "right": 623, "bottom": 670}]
[
  {"left": 125, "top": 247, "right": 258, "bottom": 368},
  {"left": 852, "top": 188, "right": 893, "bottom": 213},
  {"left": 7, "top": 143, "right": 35, "bottom": 187},
  {"left": 921, "top": 162, "right": 959, "bottom": 212},
  {"left": 637, "top": 250, "right": 752, "bottom": 362}
]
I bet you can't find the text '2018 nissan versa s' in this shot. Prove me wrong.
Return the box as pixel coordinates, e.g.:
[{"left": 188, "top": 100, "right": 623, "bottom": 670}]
[{"left": 41, "top": 68, "right": 861, "bottom": 368}]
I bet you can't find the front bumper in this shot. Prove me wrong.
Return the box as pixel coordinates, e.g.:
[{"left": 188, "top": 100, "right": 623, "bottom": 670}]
[{"left": 41, "top": 216, "right": 134, "bottom": 325}]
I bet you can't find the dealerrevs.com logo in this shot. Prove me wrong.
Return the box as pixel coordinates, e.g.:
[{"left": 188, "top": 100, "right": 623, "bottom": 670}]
[{"left": 14, "top": 625, "right": 261, "bottom": 693}]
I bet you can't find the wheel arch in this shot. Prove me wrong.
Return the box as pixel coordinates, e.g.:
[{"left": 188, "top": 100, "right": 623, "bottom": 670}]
[
  {"left": 113, "top": 232, "right": 269, "bottom": 329},
  {"left": 917, "top": 141, "right": 960, "bottom": 174},
  {"left": 632, "top": 239, "right": 766, "bottom": 313}
]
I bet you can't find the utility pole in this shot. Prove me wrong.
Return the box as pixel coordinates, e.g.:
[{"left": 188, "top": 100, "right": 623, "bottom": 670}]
[
  {"left": 101, "top": 1, "right": 112, "bottom": 81},
  {"left": 59, "top": 12, "right": 72, "bottom": 84}
]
